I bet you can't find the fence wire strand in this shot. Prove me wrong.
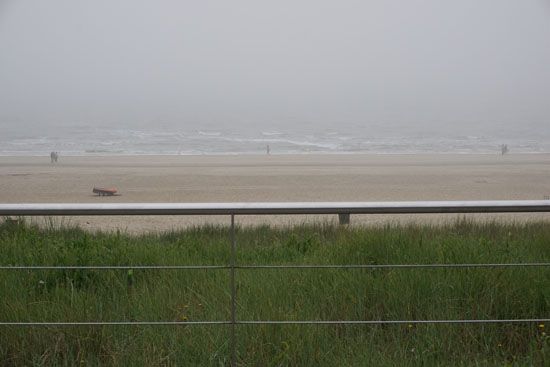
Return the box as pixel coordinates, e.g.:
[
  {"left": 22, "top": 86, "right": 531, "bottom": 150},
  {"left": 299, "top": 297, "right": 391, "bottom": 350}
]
[
  {"left": 1, "top": 263, "right": 548, "bottom": 270},
  {"left": 2, "top": 319, "right": 548, "bottom": 326}
]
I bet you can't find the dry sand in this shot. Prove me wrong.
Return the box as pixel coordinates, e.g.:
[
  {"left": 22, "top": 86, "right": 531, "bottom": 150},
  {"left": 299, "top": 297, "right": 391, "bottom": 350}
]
[{"left": 1, "top": 154, "right": 549, "bottom": 232}]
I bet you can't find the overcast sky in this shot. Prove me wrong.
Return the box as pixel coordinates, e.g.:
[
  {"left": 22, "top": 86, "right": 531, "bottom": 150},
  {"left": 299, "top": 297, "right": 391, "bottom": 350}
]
[{"left": 0, "top": 0, "right": 549, "bottom": 133}]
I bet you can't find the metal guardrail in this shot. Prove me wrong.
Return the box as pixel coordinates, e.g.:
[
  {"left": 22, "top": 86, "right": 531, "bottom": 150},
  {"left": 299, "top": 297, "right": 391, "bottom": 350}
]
[
  {"left": 1, "top": 200, "right": 550, "bottom": 366},
  {"left": 1, "top": 200, "right": 550, "bottom": 216}
]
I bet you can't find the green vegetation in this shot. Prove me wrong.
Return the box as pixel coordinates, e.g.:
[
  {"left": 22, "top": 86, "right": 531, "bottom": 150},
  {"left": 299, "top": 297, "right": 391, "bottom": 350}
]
[{"left": 0, "top": 218, "right": 549, "bottom": 366}]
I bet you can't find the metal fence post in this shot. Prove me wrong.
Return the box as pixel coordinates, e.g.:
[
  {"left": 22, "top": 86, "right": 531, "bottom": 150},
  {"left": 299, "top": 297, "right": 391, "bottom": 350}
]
[{"left": 230, "top": 214, "right": 237, "bottom": 366}]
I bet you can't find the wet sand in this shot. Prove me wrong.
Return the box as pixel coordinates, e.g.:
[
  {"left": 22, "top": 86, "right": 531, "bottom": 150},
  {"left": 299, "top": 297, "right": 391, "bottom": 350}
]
[{"left": 1, "top": 154, "right": 549, "bottom": 232}]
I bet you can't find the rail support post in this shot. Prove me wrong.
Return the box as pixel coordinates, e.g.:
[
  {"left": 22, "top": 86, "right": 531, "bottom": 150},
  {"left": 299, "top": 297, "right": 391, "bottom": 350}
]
[{"left": 338, "top": 213, "right": 350, "bottom": 225}]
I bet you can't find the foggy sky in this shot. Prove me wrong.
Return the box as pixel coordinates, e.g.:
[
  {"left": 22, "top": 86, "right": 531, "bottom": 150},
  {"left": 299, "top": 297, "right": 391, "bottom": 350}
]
[{"left": 1, "top": 0, "right": 549, "bottom": 133}]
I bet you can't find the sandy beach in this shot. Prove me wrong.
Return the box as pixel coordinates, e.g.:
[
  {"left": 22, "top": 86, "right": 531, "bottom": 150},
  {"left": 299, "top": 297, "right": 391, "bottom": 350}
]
[{"left": 1, "top": 154, "right": 549, "bottom": 232}]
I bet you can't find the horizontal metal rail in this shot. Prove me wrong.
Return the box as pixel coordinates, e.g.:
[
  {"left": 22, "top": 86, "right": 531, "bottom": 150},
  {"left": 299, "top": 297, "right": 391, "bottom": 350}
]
[
  {"left": 1, "top": 200, "right": 550, "bottom": 216},
  {"left": 1, "top": 263, "right": 549, "bottom": 270},
  {"left": 1, "top": 319, "right": 548, "bottom": 326}
]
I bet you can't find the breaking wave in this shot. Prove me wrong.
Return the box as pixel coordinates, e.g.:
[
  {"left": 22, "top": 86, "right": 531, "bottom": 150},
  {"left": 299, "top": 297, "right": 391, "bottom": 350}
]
[{"left": 1, "top": 126, "right": 549, "bottom": 156}]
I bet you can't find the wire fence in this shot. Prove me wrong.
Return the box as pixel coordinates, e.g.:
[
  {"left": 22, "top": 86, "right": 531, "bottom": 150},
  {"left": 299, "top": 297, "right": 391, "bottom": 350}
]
[{"left": 1, "top": 200, "right": 550, "bottom": 366}]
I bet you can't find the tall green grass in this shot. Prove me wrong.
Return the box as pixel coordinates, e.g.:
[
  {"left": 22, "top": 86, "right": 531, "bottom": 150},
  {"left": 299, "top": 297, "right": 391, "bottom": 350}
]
[{"left": 0, "top": 218, "right": 548, "bottom": 366}]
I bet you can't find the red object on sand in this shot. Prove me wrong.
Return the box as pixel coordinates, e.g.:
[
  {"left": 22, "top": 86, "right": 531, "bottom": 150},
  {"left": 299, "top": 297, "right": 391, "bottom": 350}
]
[{"left": 93, "top": 187, "right": 118, "bottom": 196}]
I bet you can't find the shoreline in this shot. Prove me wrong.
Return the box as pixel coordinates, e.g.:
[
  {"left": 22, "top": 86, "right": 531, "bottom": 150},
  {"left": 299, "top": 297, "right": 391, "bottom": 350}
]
[{"left": 1, "top": 151, "right": 550, "bottom": 158}]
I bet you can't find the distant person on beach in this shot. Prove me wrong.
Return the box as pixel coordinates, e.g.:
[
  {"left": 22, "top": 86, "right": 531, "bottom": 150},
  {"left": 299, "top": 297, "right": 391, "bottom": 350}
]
[
  {"left": 50, "top": 151, "right": 58, "bottom": 163},
  {"left": 266, "top": 144, "right": 270, "bottom": 155},
  {"left": 500, "top": 144, "right": 509, "bottom": 155}
]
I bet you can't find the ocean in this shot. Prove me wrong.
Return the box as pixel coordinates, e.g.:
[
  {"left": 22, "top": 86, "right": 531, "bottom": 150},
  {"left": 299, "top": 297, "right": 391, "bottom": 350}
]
[{"left": 1, "top": 123, "right": 549, "bottom": 156}]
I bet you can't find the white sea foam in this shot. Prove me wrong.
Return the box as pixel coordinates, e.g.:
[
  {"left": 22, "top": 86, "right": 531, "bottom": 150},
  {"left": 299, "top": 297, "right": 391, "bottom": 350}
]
[
  {"left": 197, "top": 131, "right": 222, "bottom": 136},
  {"left": 1, "top": 125, "right": 549, "bottom": 156}
]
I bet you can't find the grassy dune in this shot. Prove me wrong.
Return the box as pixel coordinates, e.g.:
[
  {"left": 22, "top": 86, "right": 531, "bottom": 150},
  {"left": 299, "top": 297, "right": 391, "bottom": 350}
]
[{"left": 0, "top": 219, "right": 549, "bottom": 366}]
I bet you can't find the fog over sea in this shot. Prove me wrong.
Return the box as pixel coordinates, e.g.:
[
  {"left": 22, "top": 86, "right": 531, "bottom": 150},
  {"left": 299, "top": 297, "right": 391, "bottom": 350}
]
[{"left": 1, "top": 122, "right": 549, "bottom": 156}]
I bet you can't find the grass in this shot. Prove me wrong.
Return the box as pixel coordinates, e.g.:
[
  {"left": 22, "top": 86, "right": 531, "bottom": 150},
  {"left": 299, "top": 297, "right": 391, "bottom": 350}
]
[{"left": 0, "top": 218, "right": 548, "bottom": 366}]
